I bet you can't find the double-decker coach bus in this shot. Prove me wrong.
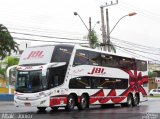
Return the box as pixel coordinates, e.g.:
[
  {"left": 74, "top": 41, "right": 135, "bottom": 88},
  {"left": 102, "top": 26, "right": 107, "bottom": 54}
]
[{"left": 8, "top": 44, "right": 148, "bottom": 111}]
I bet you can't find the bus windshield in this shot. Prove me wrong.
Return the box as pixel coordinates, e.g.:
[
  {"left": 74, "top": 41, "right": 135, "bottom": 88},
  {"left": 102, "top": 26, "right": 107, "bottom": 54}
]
[{"left": 15, "top": 70, "right": 47, "bottom": 93}]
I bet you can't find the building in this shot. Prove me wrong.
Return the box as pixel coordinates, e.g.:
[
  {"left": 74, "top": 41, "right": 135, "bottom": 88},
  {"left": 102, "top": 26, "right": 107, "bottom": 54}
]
[{"left": 148, "top": 62, "right": 160, "bottom": 91}]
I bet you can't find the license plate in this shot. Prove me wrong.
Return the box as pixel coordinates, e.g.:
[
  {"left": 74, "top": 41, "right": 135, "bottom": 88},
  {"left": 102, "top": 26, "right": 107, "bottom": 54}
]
[{"left": 24, "top": 102, "right": 31, "bottom": 106}]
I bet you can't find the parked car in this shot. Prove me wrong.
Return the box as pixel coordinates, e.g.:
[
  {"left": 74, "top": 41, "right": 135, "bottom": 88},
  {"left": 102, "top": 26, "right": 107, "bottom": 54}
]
[{"left": 149, "top": 89, "right": 160, "bottom": 96}]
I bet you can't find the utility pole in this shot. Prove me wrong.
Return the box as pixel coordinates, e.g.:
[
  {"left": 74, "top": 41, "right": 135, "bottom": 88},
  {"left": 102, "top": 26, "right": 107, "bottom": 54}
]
[
  {"left": 89, "top": 17, "right": 92, "bottom": 48},
  {"left": 106, "top": 8, "right": 111, "bottom": 52},
  {"left": 100, "top": 6, "right": 107, "bottom": 51},
  {"left": 100, "top": 0, "right": 118, "bottom": 51}
]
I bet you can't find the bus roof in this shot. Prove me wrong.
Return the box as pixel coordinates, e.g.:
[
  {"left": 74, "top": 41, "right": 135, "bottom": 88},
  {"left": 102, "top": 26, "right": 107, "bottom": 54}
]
[{"left": 24, "top": 44, "right": 147, "bottom": 62}]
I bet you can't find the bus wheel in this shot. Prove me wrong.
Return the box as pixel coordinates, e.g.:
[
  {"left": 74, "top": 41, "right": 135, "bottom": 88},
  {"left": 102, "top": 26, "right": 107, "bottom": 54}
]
[
  {"left": 121, "top": 94, "right": 133, "bottom": 107},
  {"left": 51, "top": 107, "right": 59, "bottom": 111},
  {"left": 127, "top": 94, "right": 133, "bottom": 107},
  {"left": 37, "top": 107, "right": 46, "bottom": 111},
  {"left": 65, "top": 95, "right": 75, "bottom": 111},
  {"left": 78, "top": 94, "right": 88, "bottom": 110},
  {"left": 133, "top": 94, "right": 139, "bottom": 106}
]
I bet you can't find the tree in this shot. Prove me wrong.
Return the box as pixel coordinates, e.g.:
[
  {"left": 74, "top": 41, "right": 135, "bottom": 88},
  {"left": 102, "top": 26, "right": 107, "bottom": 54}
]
[
  {"left": 88, "top": 30, "right": 99, "bottom": 49},
  {"left": 87, "top": 30, "right": 116, "bottom": 53},
  {"left": 0, "top": 56, "right": 19, "bottom": 79},
  {"left": 0, "top": 24, "right": 18, "bottom": 59},
  {"left": 148, "top": 71, "right": 155, "bottom": 78}
]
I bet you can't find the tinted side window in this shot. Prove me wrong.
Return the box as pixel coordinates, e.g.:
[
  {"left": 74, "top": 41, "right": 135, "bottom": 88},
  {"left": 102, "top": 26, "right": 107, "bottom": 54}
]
[
  {"left": 101, "top": 54, "right": 112, "bottom": 67},
  {"left": 88, "top": 51, "right": 101, "bottom": 66},
  {"left": 95, "top": 78, "right": 128, "bottom": 89},
  {"left": 69, "top": 76, "right": 128, "bottom": 89},
  {"left": 47, "top": 65, "right": 67, "bottom": 89},
  {"left": 52, "top": 46, "right": 73, "bottom": 63},
  {"left": 69, "top": 77, "right": 91, "bottom": 89},
  {"left": 119, "top": 58, "right": 135, "bottom": 70},
  {"left": 101, "top": 54, "right": 119, "bottom": 68},
  {"left": 136, "top": 60, "right": 147, "bottom": 71},
  {"left": 91, "top": 78, "right": 101, "bottom": 89},
  {"left": 73, "top": 50, "right": 89, "bottom": 66}
]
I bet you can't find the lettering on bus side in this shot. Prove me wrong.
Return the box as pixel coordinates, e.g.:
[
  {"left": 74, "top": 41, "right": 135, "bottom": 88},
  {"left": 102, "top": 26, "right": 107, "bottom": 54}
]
[
  {"left": 27, "top": 51, "right": 44, "bottom": 59},
  {"left": 88, "top": 67, "right": 106, "bottom": 75}
]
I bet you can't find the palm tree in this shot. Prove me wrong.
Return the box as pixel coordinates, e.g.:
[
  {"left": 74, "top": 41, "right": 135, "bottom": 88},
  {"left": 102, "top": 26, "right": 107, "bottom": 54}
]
[{"left": 0, "top": 24, "right": 18, "bottom": 59}]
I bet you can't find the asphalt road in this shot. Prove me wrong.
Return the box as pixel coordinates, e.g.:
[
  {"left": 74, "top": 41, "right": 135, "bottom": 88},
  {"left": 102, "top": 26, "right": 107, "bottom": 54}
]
[{"left": 0, "top": 97, "right": 160, "bottom": 119}]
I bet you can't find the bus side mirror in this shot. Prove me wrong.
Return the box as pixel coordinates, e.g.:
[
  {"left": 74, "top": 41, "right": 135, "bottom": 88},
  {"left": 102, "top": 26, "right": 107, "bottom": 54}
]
[
  {"left": 6, "top": 65, "right": 17, "bottom": 94},
  {"left": 6, "top": 65, "right": 17, "bottom": 81}
]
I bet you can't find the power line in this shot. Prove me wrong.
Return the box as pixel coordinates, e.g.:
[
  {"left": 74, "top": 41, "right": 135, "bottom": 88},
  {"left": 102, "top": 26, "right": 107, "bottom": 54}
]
[
  {"left": 11, "top": 30, "right": 160, "bottom": 54},
  {"left": 114, "top": 44, "right": 160, "bottom": 56},
  {"left": 11, "top": 31, "right": 88, "bottom": 41},
  {"left": 118, "top": 2, "right": 160, "bottom": 23},
  {"left": 13, "top": 37, "right": 88, "bottom": 44},
  {"left": 111, "top": 37, "right": 160, "bottom": 51},
  {"left": 8, "top": 25, "right": 85, "bottom": 36},
  {"left": 11, "top": 30, "right": 160, "bottom": 55},
  {"left": 112, "top": 41, "right": 160, "bottom": 53},
  {"left": 115, "top": 45, "right": 160, "bottom": 63},
  {"left": 13, "top": 34, "right": 160, "bottom": 62}
]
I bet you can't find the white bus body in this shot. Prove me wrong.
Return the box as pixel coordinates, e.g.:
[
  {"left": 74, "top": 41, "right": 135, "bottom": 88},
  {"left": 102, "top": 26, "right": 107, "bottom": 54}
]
[{"left": 13, "top": 44, "right": 148, "bottom": 111}]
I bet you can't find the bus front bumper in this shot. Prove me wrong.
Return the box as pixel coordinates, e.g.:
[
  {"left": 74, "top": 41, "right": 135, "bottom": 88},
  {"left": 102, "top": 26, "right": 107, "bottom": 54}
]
[{"left": 14, "top": 96, "right": 50, "bottom": 107}]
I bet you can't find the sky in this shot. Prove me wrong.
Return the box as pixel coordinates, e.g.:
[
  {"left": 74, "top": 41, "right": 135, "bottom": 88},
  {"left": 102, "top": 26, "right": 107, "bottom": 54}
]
[{"left": 0, "top": 0, "right": 160, "bottom": 62}]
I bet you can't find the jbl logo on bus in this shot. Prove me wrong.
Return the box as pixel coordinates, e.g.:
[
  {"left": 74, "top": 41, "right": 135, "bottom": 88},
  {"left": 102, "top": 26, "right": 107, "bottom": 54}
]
[
  {"left": 27, "top": 51, "right": 44, "bottom": 59},
  {"left": 88, "top": 67, "right": 106, "bottom": 75}
]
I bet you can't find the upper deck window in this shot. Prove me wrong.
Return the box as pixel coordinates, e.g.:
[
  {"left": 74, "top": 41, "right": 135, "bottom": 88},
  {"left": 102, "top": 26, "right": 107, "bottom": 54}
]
[
  {"left": 73, "top": 49, "right": 147, "bottom": 71},
  {"left": 73, "top": 50, "right": 89, "bottom": 66},
  {"left": 101, "top": 54, "right": 119, "bottom": 67},
  {"left": 136, "top": 60, "right": 147, "bottom": 71},
  {"left": 51, "top": 46, "right": 73, "bottom": 63},
  {"left": 88, "top": 51, "right": 101, "bottom": 66},
  {"left": 73, "top": 50, "right": 102, "bottom": 66}
]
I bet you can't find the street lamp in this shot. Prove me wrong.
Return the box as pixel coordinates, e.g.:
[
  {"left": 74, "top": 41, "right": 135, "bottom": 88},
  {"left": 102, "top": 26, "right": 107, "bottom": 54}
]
[
  {"left": 109, "top": 12, "right": 137, "bottom": 34},
  {"left": 74, "top": 12, "right": 100, "bottom": 32},
  {"left": 74, "top": 12, "right": 89, "bottom": 31},
  {"left": 74, "top": 12, "right": 100, "bottom": 48}
]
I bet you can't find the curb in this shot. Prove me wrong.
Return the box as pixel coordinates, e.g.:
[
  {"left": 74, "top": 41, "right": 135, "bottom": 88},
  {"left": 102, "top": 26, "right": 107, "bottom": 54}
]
[{"left": 0, "top": 94, "right": 14, "bottom": 101}]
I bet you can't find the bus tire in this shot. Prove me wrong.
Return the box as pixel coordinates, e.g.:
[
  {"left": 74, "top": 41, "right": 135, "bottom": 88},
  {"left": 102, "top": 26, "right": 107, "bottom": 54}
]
[
  {"left": 122, "top": 94, "right": 133, "bottom": 107},
  {"left": 37, "top": 107, "right": 46, "bottom": 111},
  {"left": 65, "top": 95, "right": 75, "bottom": 111},
  {"left": 132, "top": 94, "right": 139, "bottom": 106},
  {"left": 78, "top": 94, "right": 89, "bottom": 110}
]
